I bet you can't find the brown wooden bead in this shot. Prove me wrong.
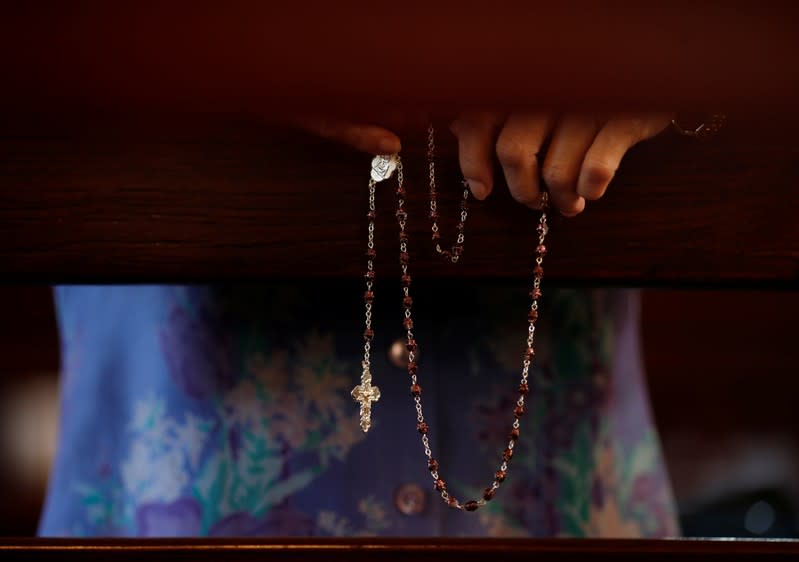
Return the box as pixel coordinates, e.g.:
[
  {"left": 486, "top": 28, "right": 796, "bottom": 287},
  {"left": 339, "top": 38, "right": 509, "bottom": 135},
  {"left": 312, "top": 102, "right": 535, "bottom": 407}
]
[
  {"left": 463, "top": 500, "right": 479, "bottom": 511},
  {"left": 403, "top": 318, "right": 414, "bottom": 330},
  {"left": 363, "top": 328, "right": 374, "bottom": 341},
  {"left": 417, "top": 421, "right": 429, "bottom": 434},
  {"left": 510, "top": 427, "right": 520, "bottom": 441},
  {"left": 483, "top": 488, "right": 496, "bottom": 501},
  {"left": 536, "top": 244, "right": 547, "bottom": 256},
  {"left": 408, "top": 362, "right": 417, "bottom": 375},
  {"left": 519, "top": 382, "right": 530, "bottom": 395},
  {"left": 524, "top": 347, "right": 535, "bottom": 361},
  {"left": 366, "top": 248, "right": 377, "bottom": 259},
  {"left": 406, "top": 339, "right": 417, "bottom": 353},
  {"left": 495, "top": 470, "right": 506, "bottom": 483},
  {"left": 428, "top": 458, "right": 439, "bottom": 472},
  {"left": 534, "top": 265, "right": 544, "bottom": 277},
  {"left": 403, "top": 295, "right": 413, "bottom": 308},
  {"left": 528, "top": 309, "right": 539, "bottom": 322},
  {"left": 434, "top": 479, "right": 446, "bottom": 491},
  {"left": 411, "top": 384, "right": 422, "bottom": 397},
  {"left": 401, "top": 274, "right": 412, "bottom": 287},
  {"left": 514, "top": 404, "right": 526, "bottom": 418},
  {"left": 502, "top": 448, "right": 514, "bottom": 462},
  {"left": 400, "top": 252, "right": 410, "bottom": 265},
  {"left": 364, "top": 291, "right": 374, "bottom": 303}
]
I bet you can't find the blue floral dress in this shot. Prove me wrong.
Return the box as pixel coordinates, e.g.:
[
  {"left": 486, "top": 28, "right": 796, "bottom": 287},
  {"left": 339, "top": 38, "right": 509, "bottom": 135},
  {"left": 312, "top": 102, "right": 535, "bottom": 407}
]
[{"left": 39, "top": 283, "right": 678, "bottom": 537}]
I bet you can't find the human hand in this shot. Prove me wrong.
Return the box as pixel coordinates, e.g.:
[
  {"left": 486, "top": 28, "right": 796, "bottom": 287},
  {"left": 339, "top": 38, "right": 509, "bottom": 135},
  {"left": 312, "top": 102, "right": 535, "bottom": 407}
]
[{"left": 450, "top": 112, "right": 673, "bottom": 216}]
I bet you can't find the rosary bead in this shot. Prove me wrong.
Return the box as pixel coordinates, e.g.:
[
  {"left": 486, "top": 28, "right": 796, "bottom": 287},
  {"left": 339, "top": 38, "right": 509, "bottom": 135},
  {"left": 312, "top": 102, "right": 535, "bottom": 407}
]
[
  {"left": 431, "top": 231, "right": 441, "bottom": 241},
  {"left": 533, "top": 265, "right": 544, "bottom": 277},
  {"left": 403, "top": 295, "right": 413, "bottom": 308},
  {"left": 530, "top": 287, "right": 542, "bottom": 300},
  {"left": 519, "top": 382, "right": 530, "bottom": 395},
  {"left": 363, "top": 328, "right": 375, "bottom": 341},
  {"left": 514, "top": 404, "right": 526, "bottom": 418},
  {"left": 510, "top": 427, "right": 520, "bottom": 441},
  {"left": 427, "top": 149, "right": 435, "bottom": 160},
  {"left": 408, "top": 362, "right": 417, "bottom": 375},
  {"left": 502, "top": 448, "right": 514, "bottom": 462},
  {"left": 417, "top": 421, "right": 430, "bottom": 434},
  {"left": 536, "top": 244, "right": 547, "bottom": 256},
  {"left": 364, "top": 291, "right": 375, "bottom": 304},
  {"left": 396, "top": 187, "right": 406, "bottom": 198},
  {"left": 456, "top": 222, "right": 465, "bottom": 233},
  {"left": 524, "top": 347, "right": 535, "bottom": 361},
  {"left": 528, "top": 309, "right": 539, "bottom": 322},
  {"left": 536, "top": 223, "right": 546, "bottom": 235},
  {"left": 367, "top": 210, "right": 376, "bottom": 220},
  {"left": 365, "top": 270, "right": 375, "bottom": 281},
  {"left": 447, "top": 496, "right": 458, "bottom": 507},
  {"left": 396, "top": 209, "right": 408, "bottom": 221},
  {"left": 411, "top": 384, "right": 422, "bottom": 397},
  {"left": 400, "top": 252, "right": 410, "bottom": 265},
  {"left": 463, "top": 500, "right": 479, "bottom": 511},
  {"left": 452, "top": 245, "right": 463, "bottom": 257},
  {"left": 434, "top": 479, "right": 446, "bottom": 491},
  {"left": 403, "top": 318, "right": 414, "bottom": 330},
  {"left": 428, "top": 458, "right": 439, "bottom": 472},
  {"left": 366, "top": 248, "right": 377, "bottom": 259},
  {"left": 399, "top": 231, "right": 408, "bottom": 242},
  {"left": 495, "top": 470, "right": 507, "bottom": 483},
  {"left": 483, "top": 488, "right": 496, "bottom": 501},
  {"left": 402, "top": 274, "right": 412, "bottom": 287},
  {"left": 460, "top": 199, "right": 468, "bottom": 211},
  {"left": 406, "top": 339, "right": 417, "bottom": 353}
]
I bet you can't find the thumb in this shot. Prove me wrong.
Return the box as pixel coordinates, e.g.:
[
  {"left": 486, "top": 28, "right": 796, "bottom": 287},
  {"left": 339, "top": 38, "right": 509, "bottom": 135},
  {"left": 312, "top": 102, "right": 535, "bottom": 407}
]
[{"left": 294, "top": 115, "right": 402, "bottom": 155}]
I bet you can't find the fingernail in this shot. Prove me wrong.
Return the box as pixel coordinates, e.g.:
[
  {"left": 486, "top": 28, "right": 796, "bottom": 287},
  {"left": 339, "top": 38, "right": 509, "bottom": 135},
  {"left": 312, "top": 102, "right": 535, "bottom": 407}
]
[
  {"left": 468, "top": 180, "right": 487, "bottom": 200},
  {"left": 378, "top": 136, "right": 401, "bottom": 154}
]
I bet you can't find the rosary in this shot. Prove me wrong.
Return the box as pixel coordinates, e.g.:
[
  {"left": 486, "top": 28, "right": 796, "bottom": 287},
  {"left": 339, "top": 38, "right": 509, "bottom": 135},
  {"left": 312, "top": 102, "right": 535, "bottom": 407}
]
[{"left": 351, "top": 124, "right": 549, "bottom": 512}]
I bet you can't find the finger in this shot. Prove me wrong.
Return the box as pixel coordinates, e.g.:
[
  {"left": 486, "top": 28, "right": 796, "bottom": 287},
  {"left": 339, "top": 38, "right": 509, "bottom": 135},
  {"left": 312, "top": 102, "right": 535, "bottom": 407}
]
[
  {"left": 495, "top": 113, "right": 554, "bottom": 208},
  {"left": 578, "top": 114, "right": 671, "bottom": 200},
  {"left": 542, "top": 115, "right": 602, "bottom": 216},
  {"left": 296, "top": 115, "right": 402, "bottom": 155},
  {"left": 450, "top": 112, "right": 505, "bottom": 200}
]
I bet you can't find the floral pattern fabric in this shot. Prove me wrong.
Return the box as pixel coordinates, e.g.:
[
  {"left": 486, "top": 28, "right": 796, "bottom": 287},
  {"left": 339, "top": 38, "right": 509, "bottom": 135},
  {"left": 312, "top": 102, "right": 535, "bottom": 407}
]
[{"left": 39, "top": 283, "right": 679, "bottom": 537}]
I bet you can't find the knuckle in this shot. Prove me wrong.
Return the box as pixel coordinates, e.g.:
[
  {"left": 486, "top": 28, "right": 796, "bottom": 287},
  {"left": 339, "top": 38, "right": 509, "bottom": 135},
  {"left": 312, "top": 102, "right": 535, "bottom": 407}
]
[
  {"left": 496, "top": 137, "right": 536, "bottom": 169},
  {"left": 580, "top": 160, "right": 616, "bottom": 199},
  {"left": 542, "top": 162, "right": 572, "bottom": 191}
]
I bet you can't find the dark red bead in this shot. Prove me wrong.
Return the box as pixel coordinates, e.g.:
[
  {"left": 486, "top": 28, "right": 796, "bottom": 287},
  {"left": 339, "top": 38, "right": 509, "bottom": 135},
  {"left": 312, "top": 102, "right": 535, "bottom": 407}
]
[
  {"left": 365, "top": 270, "right": 375, "bottom": 281},
  {"left": 400, "top": 252, "right": 410, "bottom": 265},
  {"left": 431, "top": 231, "right": 441, "bottom": 241},
  {"left": 434, "top": 479, "right": 446, "bottom": 491},
  {"left": 396, "top": 209, "right": 407, "bottom": 221},
  {"left": 447, "top": 496, "right": 458, "bottom": 507},
  {"left": 366, "top": 248, "right": 377, "bottom": 259},
  {"left": 408, "top": 362, "right": 417, "bottom": 375},
  {"left": 364, "top": 291, "right": 374, "bottom": 303},
  {"left": 534, "top": 265, "right": 544, "bottom": 277},
  {"left": 452, "top": 245, "right": 463, "bottom": 257},
  {"left": 519, "top": 382, "right": 530, "bottom": 395},
  {"left": 367, "top": 210, "right": 376, "bottom": 220},
  {"left": 411, "top": 384, "right": 422, "bottom": 397},
  {"left": 439, "top": 249, "right": 452, "bottom": 260},
  {"left": 429, "top": 210, "right": 439, "bottom": 220},
  {"left": 514, "top": 404, "right": 526, "bottom": 418},
  {"left": 524, "top": 347, "right": 535, "bottom": 361},
  {"left": 426, "top": 149, "right": 435, "bottom": 160},
  {"left": 495, "top": 470, "right": 506, "bottom": 483},
  {"left": 396, "top": 187, "right": 406, "bottom": 198},
  {"left": 528, "top": 309, "right": 539, "bottom": 322},
  {"left": 403, "top": 295, "right": 413, "bottom": 308},
  {"left": 406, "top": 339, "right": 417, "bottom": 353},
  {"left": 460, "top": 199, "right": 468, "bottom": 211},
  {"left": 536, "top": 223, "right": 546, "bottom": 235},
  {"left": 429, "top": 191, "right": 437, "bottom": 202},
  {"left": 363, "top": 328, "right": 374, "bottom": 341},
  {"left": 399, "top": 231, "right": 408, "bottom": 242},
  {"left": 502, "top": 448, "right": 514, "bottom": 462},
  {"left": 536, "top": 244, "right": 547, "bottom": 256},
  {"left": 417, "top": 422, "right": 429, "bottom": 434},
  {"left": 530, "top": 287, "right": 542, "bottom": 300},
  {"left": 510, "top": 427, "right": 520, "bottom": 441},
  {"left": 403, "top": 318, "right": 414, "bottom": 330},
  {"left": 463, "top": 500, "right": 479, "bottom": 511},
  {"left": 483, "top": 488, "right": 496, "bottom": 501},
  {"left": 402, "top": 274, "right": 412, "bottom": 287},
  {"left": 456, "top": 222, "right": 465, "bottom": 233},
  {"left": 428, "top": 458, "right": 439, "bottom": 472}
]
